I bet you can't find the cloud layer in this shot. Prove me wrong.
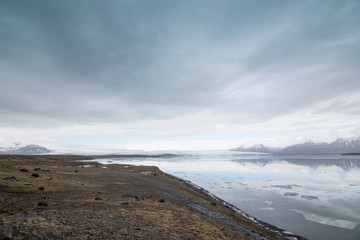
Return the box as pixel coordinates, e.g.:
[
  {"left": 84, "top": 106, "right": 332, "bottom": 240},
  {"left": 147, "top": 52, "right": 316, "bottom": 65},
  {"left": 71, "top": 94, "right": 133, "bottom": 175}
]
[{"left": 1, "top": 0, "right": 360, "bottom": 149}]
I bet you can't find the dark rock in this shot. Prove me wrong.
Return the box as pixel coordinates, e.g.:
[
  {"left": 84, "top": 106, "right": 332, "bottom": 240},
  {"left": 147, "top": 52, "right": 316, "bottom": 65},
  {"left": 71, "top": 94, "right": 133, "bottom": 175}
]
[
  {"left": 134, "top": 227, "right": 141, "bottom": 231},
  {"left": 37, "top": 201, "right": 48, "bottom": 206},
  {"left": 0, "top": 225, "right": 13, "bottom": 240},
  {"left": 31, "top": 173, "right": 39, "bottom": 178},
  {"left": 121, "top": 202, "right": 129, "bottom": 205},
  {"left": 38, "top": 187, "right": 44, "bottom": 191},
  {"left": 122, "top": 194, "right": 139, "bottom": 200},
  {"left": 158, "top": 199, "right": 165, "bottom": 203},
  {"left": 95, "top": 195, "right": 102, "bottom": 200},
  {"left": 4, "top": 176, "right": 18, "bottom": 183},
  {"left": 75, "top": 170, "right": 78, "bottom": 172},
  {"left": 34, "top": 168, "right": 40, "bottom": 171},
  {"left": 20, "top": 168, "right": 29, "bottom": 172},
  {"left": 25, "top": 234, "right": 34, "bottom": 240},
  {"left": 210, "top": 202, "right": 217, "bottom": 206}
]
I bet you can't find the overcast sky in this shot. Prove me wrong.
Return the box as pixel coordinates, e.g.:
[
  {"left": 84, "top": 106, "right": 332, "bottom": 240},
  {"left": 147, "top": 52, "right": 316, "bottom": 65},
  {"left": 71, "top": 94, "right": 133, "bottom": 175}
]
[{"left": 1, "top": 0, "right": 360, "bottom": 151}]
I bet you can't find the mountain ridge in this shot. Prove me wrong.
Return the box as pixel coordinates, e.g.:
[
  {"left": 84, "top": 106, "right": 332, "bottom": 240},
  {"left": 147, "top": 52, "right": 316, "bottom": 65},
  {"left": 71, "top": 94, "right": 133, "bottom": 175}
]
[
  {"left": 231, "top": 138, "right": 360, "bottom": 154},
  {"left": 0, "top": 144, "right": 51, "bottom": 155}
]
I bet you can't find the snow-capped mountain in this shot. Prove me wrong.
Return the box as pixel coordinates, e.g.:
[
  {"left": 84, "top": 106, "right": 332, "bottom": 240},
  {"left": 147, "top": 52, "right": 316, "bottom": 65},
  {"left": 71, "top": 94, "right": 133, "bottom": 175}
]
[
  {"left": 0, "top": 143, "right": 51, "bottom": 155},
  {"left": 279, "top": 141, "right": 327, "bottom": 154},
  {"left": 231, "top": 138, "right": 360, "bottom": 154},
  {"left": 280, "top": 138, "right": 360, "bottom": 154},
  {"left": 231, "top": 144, "right": 280, "bottom": 154}
]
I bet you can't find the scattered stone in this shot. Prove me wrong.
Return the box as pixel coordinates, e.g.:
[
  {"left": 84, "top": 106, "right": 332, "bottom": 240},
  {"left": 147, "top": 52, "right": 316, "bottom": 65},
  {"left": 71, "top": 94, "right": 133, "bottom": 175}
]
[
  {"left": 134, "top": 227, "right": 141, "bottom": 231},
  {"left": 95, "top": 195, "right": 102, "bottom": 200},
  {"left": 121, "top": 229, "right": 128, "bottom": 236},
  {"left": 34, "top": 168, "right": 41, "bottom": 171},
  {"left": 210, "top": 202, "right": 217, "bottom": 206},
  {"left": 25, "top": 234, "right": 35, "bottom": 240},
  {"left": 4, "top": 176, "right": 19, "bottom": 183},
  {"left": 38, "top": 186, "right": 44, "bottom": 191},
  {"left": 31, "top": 173, "right": 39, "bottom": 178},
  {"left": 37, "top": 201, "right": 48, "bottom": 207},
  {"left": 50, "top": 230, "right": 61, "bottom": 238},
  {"left": 158, "top": 199, "right": 165, "bottom": 203},
  {"left": 75, "top": 170, "right": 78, "bottom": 172},
  {"left": 20, "top": 168, "right": 29, "bottom": 172},
  {"left": 0, "top": 225, "right": 13, "bottom": 240},
  {"left": 122, "top": 194, "right": 139, "bottom": 200},
  {"left": 121, "top": 202, "right": 129, "bottom": 205}
]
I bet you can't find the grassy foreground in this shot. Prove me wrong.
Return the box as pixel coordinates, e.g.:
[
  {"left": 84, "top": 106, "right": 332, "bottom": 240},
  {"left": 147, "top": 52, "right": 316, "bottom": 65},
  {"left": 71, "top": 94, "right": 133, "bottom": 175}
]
[{"left": 0, "top": 155, "right": 292, "bottom": 240}]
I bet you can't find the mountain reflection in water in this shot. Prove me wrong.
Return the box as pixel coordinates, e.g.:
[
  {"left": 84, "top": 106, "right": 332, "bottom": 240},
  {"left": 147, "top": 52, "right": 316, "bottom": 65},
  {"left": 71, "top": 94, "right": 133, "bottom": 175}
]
[
  {"left": 230, "top": 155, "right": 360, "bottom": 170},
  {"left": 91, "top": 152, "right": 360, "bottom": 240}
]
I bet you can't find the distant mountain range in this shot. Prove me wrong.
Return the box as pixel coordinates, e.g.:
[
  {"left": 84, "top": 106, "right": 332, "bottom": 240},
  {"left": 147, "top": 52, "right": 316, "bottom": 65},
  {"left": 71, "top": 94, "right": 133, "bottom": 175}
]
[
  {"left": 231, "top": 144, "right": 281, "bottom": 154},
  {"left": 231, "top": 138, "right": 360, "bottom": 155},
  {"left": 0, "top": 144, "right": 51, "bottom": 155}
]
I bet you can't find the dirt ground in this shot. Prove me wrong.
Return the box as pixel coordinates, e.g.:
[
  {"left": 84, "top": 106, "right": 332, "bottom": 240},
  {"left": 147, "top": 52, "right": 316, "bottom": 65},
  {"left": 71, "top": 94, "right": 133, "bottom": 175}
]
[{"left": 0, "top": 155, "right": 289, "bottom": 240}]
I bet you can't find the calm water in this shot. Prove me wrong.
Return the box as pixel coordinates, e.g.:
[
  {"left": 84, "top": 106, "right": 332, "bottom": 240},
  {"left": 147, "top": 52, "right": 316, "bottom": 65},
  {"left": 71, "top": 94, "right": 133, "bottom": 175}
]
[{"left": 92, "top": 151, "right": 360, "bottom": 240}]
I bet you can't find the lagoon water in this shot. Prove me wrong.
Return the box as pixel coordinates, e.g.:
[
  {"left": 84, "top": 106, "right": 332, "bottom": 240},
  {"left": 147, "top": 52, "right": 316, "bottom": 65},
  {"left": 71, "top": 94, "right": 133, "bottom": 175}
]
[{"left": 92, "top": 151, "right": 360, "bottom": 240}]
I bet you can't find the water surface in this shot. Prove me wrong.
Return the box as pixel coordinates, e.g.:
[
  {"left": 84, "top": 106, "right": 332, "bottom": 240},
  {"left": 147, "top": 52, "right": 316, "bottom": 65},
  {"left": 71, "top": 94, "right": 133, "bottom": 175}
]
[{"left": 92, "top": 151, "right": 360, "bottom": 240}]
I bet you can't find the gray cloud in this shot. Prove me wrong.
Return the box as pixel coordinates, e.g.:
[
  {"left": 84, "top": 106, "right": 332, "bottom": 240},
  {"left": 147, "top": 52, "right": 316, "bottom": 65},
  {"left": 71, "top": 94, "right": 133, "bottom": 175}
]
[{"left": 0, "top": 0, "right": 359, "bottom": 137}]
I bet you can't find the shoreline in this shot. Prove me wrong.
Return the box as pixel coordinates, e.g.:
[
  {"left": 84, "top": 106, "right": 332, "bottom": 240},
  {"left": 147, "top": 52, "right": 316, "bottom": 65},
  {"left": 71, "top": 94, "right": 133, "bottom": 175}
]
[
  {"left": 168, "top": 175, "right": 306, "bottom": 240},
  {"left": 1, "top": 155, "right": 305, "bottom": 239}
]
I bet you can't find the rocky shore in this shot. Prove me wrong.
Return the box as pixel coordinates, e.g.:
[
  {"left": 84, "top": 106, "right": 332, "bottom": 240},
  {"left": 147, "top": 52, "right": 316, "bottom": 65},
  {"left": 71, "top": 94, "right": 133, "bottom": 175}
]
[{"left": 0, "top": 155, "right": 301, "bottom": 240}]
